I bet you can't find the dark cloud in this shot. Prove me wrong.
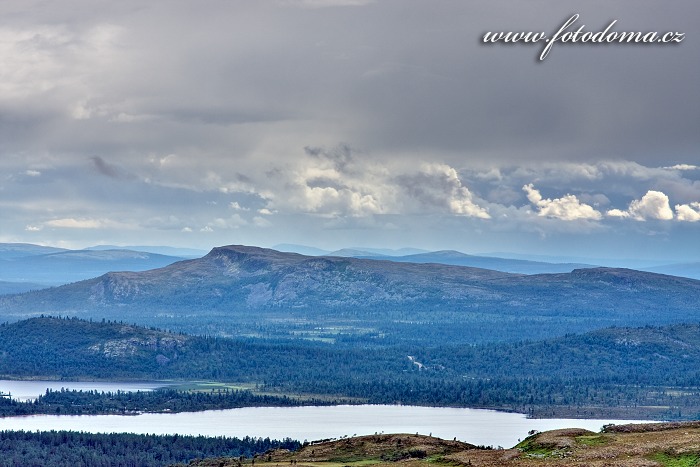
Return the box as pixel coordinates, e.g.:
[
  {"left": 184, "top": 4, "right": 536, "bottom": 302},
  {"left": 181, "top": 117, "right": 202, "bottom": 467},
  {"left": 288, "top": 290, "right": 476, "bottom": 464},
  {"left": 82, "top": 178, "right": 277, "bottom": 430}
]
[
  {"left": 90, "top": 156, "right": 126, "bottom": 179},
  {"left": 304, "top": 144, "right": 355, "bottom": 172},
  {"left": 0, "top": 0, "right": 697, "bottom": 258}
]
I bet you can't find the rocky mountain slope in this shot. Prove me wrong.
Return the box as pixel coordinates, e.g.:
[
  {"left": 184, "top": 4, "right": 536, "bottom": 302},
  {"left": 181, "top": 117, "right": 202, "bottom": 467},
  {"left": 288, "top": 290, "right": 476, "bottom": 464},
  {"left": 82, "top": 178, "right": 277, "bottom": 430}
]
[{"left": 1, "top": 245, "right": 700, "bottom": 343}]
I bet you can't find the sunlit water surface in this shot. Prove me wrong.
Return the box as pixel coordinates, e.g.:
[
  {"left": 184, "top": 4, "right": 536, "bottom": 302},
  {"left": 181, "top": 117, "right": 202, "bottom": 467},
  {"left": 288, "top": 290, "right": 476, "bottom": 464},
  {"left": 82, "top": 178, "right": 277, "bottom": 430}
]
[{"left": 0, "top": 380, "right": 648, "bottom": 448}]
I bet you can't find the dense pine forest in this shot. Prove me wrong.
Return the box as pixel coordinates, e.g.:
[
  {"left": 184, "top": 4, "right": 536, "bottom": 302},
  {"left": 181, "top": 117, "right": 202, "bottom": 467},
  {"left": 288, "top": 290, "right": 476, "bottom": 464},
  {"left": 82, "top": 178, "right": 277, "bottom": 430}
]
[
  {"left": 3, "top": 317, "right": 700, "bottom": 419},
  {"left": 0, "top": 430, "right": 299, "bottom": 467},
  {"left": 0, "top": 387, "right": 337, "bottom": 417}
]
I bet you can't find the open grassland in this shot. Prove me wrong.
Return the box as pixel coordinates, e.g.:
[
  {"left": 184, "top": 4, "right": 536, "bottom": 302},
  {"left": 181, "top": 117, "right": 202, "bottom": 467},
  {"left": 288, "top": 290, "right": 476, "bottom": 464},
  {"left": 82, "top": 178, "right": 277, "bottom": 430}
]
[{"left": 185, "top": 422, "right": 700, "bottom": 467}]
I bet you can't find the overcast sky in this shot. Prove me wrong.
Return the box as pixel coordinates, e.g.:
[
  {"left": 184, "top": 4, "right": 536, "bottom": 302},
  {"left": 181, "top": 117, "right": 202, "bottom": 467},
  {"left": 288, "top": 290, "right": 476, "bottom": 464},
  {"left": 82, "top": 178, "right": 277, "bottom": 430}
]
[{"left": 0, "top": 0, "right": 698, "bottom": 261}]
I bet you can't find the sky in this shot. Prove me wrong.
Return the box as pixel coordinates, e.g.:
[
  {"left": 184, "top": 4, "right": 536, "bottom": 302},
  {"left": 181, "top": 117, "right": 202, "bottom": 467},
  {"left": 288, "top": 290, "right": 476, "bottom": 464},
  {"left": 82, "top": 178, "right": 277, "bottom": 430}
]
[{"left": 0, "top": 0, "right": 698, "bottom": 261}]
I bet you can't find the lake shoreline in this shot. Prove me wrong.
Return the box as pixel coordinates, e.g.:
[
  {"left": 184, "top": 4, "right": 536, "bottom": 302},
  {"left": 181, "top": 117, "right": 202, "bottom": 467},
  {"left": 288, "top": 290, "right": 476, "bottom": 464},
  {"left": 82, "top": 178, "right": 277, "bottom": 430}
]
[{"left": 0, "top": 378, "right": 673, "bottom": 421}]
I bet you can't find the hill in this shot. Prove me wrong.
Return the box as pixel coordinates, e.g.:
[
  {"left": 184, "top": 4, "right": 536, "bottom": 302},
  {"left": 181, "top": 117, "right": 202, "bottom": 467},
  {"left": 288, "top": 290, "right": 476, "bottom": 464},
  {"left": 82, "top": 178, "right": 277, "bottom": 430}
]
[
  {"left": 5, "top": 317, "right": 700, "bottom": 419},
  {"left": 0, "top": 243, "right": 67, "bottom": 260},
  {"left": 644, "top": 261, "right": 700, "bottom": 280},
  {"left": 356, "top": 250, "right": 596, "bottom": 274},
  {"left": 188, "top": 422, "right": 700, "bottom": 467},
  {"left": 1, "top": 245, "right": 700, "bottom": 343},
  {"left": 0, "top": 248, "right": 186, "bottom": 285},
  {"left": 0, "top": 280, "right": 47, "bottom": 295}
]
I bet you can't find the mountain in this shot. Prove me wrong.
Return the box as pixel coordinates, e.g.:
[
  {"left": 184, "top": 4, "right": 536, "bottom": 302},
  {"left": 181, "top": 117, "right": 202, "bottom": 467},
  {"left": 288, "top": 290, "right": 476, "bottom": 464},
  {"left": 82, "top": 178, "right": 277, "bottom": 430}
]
[
  {"left": 1, "top": 245, "right": 700, "bottom": 344},
  {"left": 275, "top": 246, "right": 597, "bottom": 273},
  {"left": 0, "top": 243, "right": 67, "bottom": 260},
  {"left": 484, "top": 251, "right": 670, "bottom": 269},
  {"left": 273, "top": 244, "right": 428, "bottom": 257},
  {"left": 273, "top": 243, "right": 331, "bottom": 256},
  {"left": 86, "top": 245, "right": 207, "bottom": 258},
  {"left": 333, "top": 247, "right": 429, "bottom": 256},
  {"left": 0, "top": 281, "right": 48, "bottom": 295},
  {"left": 0, "top": 249, "right": 186, "bottom": 285},
  {"left": 358, "top": 250, "right": 597, "bottom": 274},
  {"left": 643, "top": 262, "right": 700, "bottom": 280},
  {"left": 327, "top": 248, "right": 386, "bottom": 257}
]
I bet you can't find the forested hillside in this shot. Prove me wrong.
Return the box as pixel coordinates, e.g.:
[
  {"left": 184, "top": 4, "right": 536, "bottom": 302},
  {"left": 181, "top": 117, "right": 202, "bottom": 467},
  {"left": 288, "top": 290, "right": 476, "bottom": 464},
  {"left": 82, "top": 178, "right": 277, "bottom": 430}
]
[{"left": 4, "top": 317, "right": 700, "bottom": 419}]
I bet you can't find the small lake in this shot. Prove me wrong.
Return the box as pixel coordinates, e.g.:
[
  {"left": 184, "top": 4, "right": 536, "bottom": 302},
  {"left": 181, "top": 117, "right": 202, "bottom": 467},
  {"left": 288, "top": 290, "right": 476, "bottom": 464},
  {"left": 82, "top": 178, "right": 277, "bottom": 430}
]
[
  {"left": 0, "top": 379, "right": 168, "bottom": 401},
  {"left": 0, "top": 380, "right": 650, "bottom": 448},
  {"left": 0, "top": 403, "right": 648, "bottom": 448}
]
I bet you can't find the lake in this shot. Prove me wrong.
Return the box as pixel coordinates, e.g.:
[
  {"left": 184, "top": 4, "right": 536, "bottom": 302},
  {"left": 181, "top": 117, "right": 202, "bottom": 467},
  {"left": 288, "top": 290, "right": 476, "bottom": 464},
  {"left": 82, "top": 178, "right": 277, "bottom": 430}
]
[
  {"left": 0, "top": 380, "right": 649, "bottom": 448},
  {"left": 0, "top": 379, "right": 168, "bottom": 401},
  {"left": 0, "top": 403, "right": 647, "bottom": 448}
]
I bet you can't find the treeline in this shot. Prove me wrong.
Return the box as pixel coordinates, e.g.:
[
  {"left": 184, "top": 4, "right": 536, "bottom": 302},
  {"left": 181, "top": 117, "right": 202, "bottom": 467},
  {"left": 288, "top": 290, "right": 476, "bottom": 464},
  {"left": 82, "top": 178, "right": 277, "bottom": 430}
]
[
  {"left": 0, "top": 387, "right": 338, "bottom": 417},
  {"left": 5, "top": 317, "right": 700, "bottom": 418},
  {"left": 0, "top": 430, "right": 299, "bottom": 467}
]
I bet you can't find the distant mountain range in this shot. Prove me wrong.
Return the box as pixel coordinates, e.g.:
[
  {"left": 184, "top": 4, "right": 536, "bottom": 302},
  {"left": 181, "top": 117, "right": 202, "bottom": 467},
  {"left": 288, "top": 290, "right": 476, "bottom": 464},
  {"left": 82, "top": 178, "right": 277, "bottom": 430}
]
[
  {"left": 276, "top": 243, "right": 700, "bottom": 279},
  {"left": 275, "top": 243, "right": 596, "bottom": 274},
  {"left": 0, "top": 244, "right": 187, "bottom": 288},
  {"left": 2, "top": 244, "right": 700, "bottom": 344}
]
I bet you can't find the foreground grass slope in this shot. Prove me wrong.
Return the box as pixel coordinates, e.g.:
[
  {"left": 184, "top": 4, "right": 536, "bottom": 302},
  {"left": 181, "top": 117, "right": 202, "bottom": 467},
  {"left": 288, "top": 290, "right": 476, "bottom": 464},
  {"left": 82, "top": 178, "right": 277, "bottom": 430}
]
[{"left": 187, "top": 422, "right": 700, "bottom": 467}]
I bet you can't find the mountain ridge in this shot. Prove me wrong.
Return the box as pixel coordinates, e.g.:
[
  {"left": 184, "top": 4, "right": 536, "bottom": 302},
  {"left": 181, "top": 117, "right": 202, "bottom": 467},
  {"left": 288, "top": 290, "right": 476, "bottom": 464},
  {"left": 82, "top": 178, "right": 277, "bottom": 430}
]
[{"left": 1, "top": 244, "right": 699, "bottom": 344}]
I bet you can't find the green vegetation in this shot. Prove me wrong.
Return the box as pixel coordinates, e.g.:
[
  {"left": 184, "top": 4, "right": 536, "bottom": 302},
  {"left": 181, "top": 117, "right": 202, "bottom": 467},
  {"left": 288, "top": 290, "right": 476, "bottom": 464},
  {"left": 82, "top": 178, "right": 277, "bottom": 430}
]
[
  {"left": 650, "top": 452, "right": 700, "bottom": 467},
  {"left": 575, "top": 434, "right": 608, "bottom": 446},
  {"left": 0, "top": 430, "right": 299, "bottom": 467},
  {"left": 0, "top": 387, "right": 337, "bottom": 417},
  {"left": 515, "top": 437, "right": 558, "bottom": 458},
  {"left": 5, "top": 316, "right": 700, "bottom": 418}
]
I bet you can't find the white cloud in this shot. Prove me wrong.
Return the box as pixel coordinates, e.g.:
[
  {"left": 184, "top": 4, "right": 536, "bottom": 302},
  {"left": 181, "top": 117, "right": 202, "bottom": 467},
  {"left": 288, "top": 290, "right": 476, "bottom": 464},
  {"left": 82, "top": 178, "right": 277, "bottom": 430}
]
[
  {"left": 25, "top": 225, "right": 43, "bottom": 231},
  {"left": 25, "top": 170, "right": 41, "bottom": 177},
  {"left": 676, "top": 202, "right": 700, "bottom": 222},
  {"left": 606, "top": 190, "right": 674, "bottom": 221},
  {"left": 522, "top": 184, "right": 602, "bottom": 221},
  {"left": 44, "top": 218, "right": 107, "bottom": 229},
  {"left": 665, "top": 164, "right": 698, "bottom": 171},
  {"left": 229, "top": 202, "right": 249, "bottom": 211},
  {"left": 399, "top": 163, "right": 491, "bottom": 219},
  {"left": 253, "top": 216, "right": 272, "bottom": 227}
]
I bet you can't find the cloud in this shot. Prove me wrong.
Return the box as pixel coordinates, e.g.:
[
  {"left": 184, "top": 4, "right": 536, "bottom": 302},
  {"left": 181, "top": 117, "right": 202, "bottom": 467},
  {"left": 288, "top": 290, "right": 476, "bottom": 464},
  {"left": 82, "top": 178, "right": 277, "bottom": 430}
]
[
  {"left": 676, "top": 202, "right": 700, "bottom": 222},
  {"left": 44, "top": 218, "right": 108, "bottom": 229},
  {"left": 522, "top": 184, "right": 602, "bottom": 221},
  {"left": 229, "top": 201, "right": 249, "bottom": 211},
  {"left": 90, "top": 156, "right": 129, "bottom": 179},
  {"left": 607, "top": 190, "right": 674, "bottom": 221},
  {"left": 397, "top": 164, "right": 491, "bottom": 219},
  {"left": 665, "top": 164, "right": 699, "bottom": 171},
  {"left": 279, "top": 0, "right": 374, "bottom": 8}
]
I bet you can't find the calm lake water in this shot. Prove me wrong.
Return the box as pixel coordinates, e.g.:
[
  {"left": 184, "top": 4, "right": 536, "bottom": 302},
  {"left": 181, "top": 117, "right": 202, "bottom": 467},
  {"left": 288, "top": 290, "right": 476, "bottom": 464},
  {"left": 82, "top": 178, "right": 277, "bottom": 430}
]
[
  {"left": 0, "top": 379, "right": 167, "bottom": 401},
  {"left": 0, "top": 380, "right": 648, "bottom": 448}
]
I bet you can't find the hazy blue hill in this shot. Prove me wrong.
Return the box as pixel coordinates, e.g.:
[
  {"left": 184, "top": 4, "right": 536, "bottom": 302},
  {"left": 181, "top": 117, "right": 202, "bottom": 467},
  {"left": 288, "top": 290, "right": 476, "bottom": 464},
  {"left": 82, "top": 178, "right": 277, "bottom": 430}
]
[
  {"left": 0, "top": 243, "right": 68, "bottom": 259},
  {"left": 273, "top": 243, "right": 331, "bottom": 256},
  {"left": 0, "top": 249, "right": 186, "bottom": 285},
  {"left": 276, "top": 245, "right": 596, "bottom": 273},
  {"left": 360, "top": 250, "right": 597, "bottom": 274},
  {"left": 86, "top": 244, "right": 207, "bottom": 258},
  {"left": 0, "top": 280, "right": 48, "bottom": 295},
  {"left": 274, "top": 244, "right": 427, "bottom": 257},
  {"left": 2, "top": 245, "right": 700, "bottom": 344},
  {"left": 327, "top": 248, "right": 387, "bottom": 257},
  {"left": 643, "top": 262, "right": 700, "bottom": 280}
]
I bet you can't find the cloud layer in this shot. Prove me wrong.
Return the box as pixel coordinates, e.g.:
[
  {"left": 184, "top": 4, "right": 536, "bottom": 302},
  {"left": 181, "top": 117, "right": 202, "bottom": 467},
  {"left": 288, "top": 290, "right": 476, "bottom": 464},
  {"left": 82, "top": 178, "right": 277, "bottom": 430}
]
[{"left": 0, "top": 1, "right": 698, "bottom": 260}]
